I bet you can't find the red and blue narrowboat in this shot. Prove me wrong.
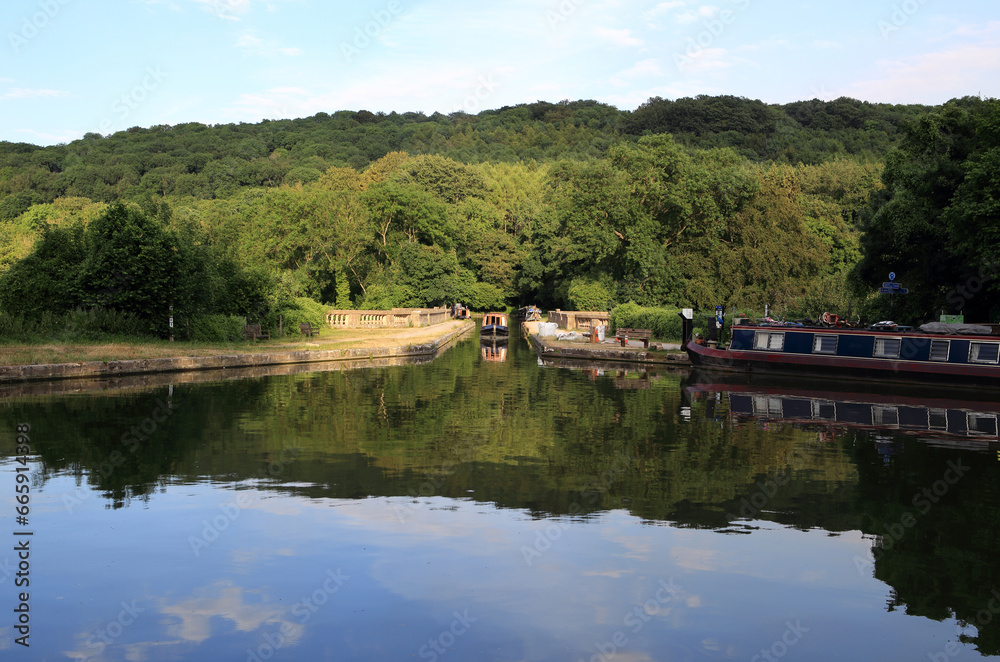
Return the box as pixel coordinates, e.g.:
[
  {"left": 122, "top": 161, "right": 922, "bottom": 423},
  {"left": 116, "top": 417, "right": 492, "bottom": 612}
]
[{"left": 681, "top": 311, "right": 1000, "bottom": 385}]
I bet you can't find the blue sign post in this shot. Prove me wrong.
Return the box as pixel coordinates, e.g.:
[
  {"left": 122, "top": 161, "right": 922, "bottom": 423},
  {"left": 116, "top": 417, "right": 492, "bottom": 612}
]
[{"left": 880, "top": 272, "right": 910, "bottom": 317}]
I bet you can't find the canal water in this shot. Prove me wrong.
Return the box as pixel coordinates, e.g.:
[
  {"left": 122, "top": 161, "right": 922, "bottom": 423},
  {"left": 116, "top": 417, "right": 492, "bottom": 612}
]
[{"left": 2, "top": 330, "right": 999, "bottom": 661}]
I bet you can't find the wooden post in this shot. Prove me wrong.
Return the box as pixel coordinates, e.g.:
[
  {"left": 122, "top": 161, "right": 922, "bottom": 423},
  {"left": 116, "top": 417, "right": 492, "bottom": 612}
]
[{"left": 279, "top": 315, "right": 283, "bottom": 338}]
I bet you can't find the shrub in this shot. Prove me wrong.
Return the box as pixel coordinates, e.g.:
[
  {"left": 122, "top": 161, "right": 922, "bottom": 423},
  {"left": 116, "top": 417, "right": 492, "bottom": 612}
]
[
  {"left": 189, "top": 314, "right": 246, "bottom": 342},
  {"left": 274, "top": 297, "right": 329, "bottom": 337},
  {"left": 610, "top": 302, "right": 702, "bottom": 341},
  {"left": 0, "top": 307, "right": 148, "bottom": 342},
  {"left": 567, "top": 274, "right": 615, "bottom": 311}
]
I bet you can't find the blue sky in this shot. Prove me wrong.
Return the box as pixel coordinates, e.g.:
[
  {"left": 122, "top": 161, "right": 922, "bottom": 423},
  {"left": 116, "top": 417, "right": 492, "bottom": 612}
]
[{"left": 2, "top": 0, "right": 999, "bottom": 146}]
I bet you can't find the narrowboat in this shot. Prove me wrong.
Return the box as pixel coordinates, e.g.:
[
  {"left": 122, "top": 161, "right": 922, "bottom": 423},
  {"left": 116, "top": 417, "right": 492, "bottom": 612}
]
[
  {"left": 680, "top": 310, "right": 1000, "bottom": 385},
  {"left": 481, "top": 312, "right": 509, "bottom": 340},
  {"left": 452, "top": 302, "right": 471, "bottom": 319}
]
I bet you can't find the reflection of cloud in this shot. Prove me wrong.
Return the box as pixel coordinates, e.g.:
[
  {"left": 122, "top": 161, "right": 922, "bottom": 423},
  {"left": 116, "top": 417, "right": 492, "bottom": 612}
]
[
  {"left": 671, "top": 546, "right": 720, "bottom": 572},
  {"left": 160, "top": 581, "right": 303, "bottom": 644},
  {"left": 64, "top": 580, "right": 307, "bottom": 660}
]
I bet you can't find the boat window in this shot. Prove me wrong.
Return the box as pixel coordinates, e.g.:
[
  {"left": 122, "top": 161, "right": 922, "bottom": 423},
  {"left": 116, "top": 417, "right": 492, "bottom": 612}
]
[
  {"left": 873, "top": 337, "right": 901, "bottom": 359},
  {"left": 928, "top": 339, "right": 950, "bottom": 362},
  {"left": 928, "top": 409, "right": 948, "bottom": 430},
  {"left": 967, "top": 413, "right": 998, "bottom": 435},
  {"left": 752, "top": 396, "right": 782, "bottom": 417},
  {"left": 812, "top": 335, "right": 838, "bottom": 354},
  {"left": 811, "top": 400, "right": 835, "bottom": 420},
  {"left": 969, "top": 341, "right": 1000, "bottom": 364},
  {"left": 753, "top": 331, "right": 785, "bottom": 351},
  {"left": 872, "top": 406, "right": 899, "bottom": 426}
]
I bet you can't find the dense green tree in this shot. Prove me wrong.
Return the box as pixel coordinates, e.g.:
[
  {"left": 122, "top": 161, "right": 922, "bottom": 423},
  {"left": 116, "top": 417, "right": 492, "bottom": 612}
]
[{"left": 852, "top": 97, "right": 1000, "bottom": 322}]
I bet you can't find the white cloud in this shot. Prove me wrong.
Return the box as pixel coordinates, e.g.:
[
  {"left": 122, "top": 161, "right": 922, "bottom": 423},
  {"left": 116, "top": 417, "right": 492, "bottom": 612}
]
[
  {"left": 191, "top": 0, "right": 251, "bottom": 21},
  {"left": 844, "top": 42, "right": 1000, "bottom": 103},
  {"left": 235, "top": 32, "right": 301, "bottom": 56},
  {"left": 595, "top": 27, "right": 643, "bottom": 47},
  {"left": 610, "top": 58, "right": 663, "bottom": 87}
]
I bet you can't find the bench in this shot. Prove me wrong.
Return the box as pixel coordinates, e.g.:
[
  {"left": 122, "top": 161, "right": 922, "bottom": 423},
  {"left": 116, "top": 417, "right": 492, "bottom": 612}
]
[
  {"left": 299, "top": 322, "right": 318, "bottom": 337},
  {"left": 244, "top": 324, "right": 270, "bottom": 341},
  {"left": 615, "top": 327, "right": 652, "bottom": 348}
]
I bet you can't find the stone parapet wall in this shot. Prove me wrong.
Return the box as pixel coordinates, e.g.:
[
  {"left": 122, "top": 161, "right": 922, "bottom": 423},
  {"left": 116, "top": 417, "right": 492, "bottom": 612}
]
[
  {"left": 548, "top": 309, "right": 611, "bottom": 331},
  {"left": 326, "top": 307, "right": 450, "bottom": 328}
]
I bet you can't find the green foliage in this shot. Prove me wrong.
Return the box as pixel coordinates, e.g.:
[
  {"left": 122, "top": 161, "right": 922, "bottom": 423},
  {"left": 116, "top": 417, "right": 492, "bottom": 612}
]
[
  {"left": 188, "top": 314, "right": 246, "bottom": 342},
  {"left": 274, "top": 297, "right": 329, "bottom": 337},
  {"left": 852, "top": 97, "right": 1000, "bottom": 323},
  {"left": 5, "top": 97, "right": 985, "bottom": 331},
  {"left": 78, "top": 202, "right": 192, "bottom": 331},
  {"left": 0, "top": 307, "right": 147, "bottom": 341},
  {"left": 567, "top": 273, "right": 615, "bottom": 311},
  {"left": 610, "top": 302, "right": 686, "bottom": 340}
]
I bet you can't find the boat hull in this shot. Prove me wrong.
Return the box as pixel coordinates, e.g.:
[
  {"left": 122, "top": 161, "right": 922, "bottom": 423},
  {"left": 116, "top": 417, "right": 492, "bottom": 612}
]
[{"left": 480, "top": 326, "right": 509, "bottom": 339}]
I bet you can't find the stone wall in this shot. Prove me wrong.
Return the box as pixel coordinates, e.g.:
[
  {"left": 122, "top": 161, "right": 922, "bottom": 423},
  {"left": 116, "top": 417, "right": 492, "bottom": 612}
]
[
  {"left": 548, "top": 309, "right": 611, "bottom": 331},
  {"left": 325, "top": 307, "right": 450, "bottom": 329}
]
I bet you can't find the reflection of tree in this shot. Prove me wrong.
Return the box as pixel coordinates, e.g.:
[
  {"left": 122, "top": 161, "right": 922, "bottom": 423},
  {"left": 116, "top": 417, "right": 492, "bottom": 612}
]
[
  {"left": 6, "top": 337, "right": 1000, "bottom": 655},
  {"left": 850, "top": 436, "right": 1000, "bottom": 655}
]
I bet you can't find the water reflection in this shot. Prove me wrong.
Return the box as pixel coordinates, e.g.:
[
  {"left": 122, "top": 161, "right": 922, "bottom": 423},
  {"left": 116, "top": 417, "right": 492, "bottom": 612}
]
[
  {"left": 480, "top": 340, "right": 507, "bottom": 363},
  {"left": 1, "top": 337, "right": 999, "bottom": 659}
]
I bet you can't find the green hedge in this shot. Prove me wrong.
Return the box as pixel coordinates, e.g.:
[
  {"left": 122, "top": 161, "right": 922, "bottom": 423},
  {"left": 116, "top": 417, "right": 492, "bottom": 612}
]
[
  {"left": 274, "top": 297, "right": 329, "bottom": 337},
  {"left": 0, "top": 308, "right": 148, "bottom": 342},
  {"left": 611, "top": 303, "right": 726, "bottom": 341},
  {"left": 189, "top": 314, "right": 246, "bottom": 342}
]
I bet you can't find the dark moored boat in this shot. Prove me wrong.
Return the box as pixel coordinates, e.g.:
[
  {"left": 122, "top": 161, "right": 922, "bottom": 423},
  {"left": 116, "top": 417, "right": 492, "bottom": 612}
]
[
  {"left": 481, "top": 312, "right": 509, "bottom": 340},
  {"left": 682, "top": 312, "right": 1000, "bottom": 385}
]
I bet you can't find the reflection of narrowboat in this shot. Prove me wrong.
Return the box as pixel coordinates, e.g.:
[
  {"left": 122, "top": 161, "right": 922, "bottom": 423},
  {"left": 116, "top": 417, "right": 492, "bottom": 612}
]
[
  {"left": 481, "top": 340, "right": 507, "bottom": 363},
  {"left": 481, "top": 312, "right": 509, "bottom": 339},
  {"left": 682, "top": 312, "right": 1000, "bottom": 385},
  {"left": 685, "top": 373, "right": 1000, "bottom": 446}
]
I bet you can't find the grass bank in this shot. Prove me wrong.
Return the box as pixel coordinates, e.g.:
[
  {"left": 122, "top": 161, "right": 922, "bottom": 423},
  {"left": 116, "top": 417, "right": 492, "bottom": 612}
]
[{"left": 0, "top": 321, "right": 471, "bottom": 366}]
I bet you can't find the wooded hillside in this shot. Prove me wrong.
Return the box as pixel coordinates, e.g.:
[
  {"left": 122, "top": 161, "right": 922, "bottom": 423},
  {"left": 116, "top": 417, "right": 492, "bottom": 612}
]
[{"left": 1, "top": 94, "right": 996, "bottom": 338}]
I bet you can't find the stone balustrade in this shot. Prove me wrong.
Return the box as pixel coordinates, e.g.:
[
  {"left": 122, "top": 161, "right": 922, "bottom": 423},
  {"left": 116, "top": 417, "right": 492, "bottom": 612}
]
[
  {"left": 326, "top": 307, "right": 451, "bottom": 329},
  {"left": 548, "top": 309, "right": 611, "bottom": 331}
]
